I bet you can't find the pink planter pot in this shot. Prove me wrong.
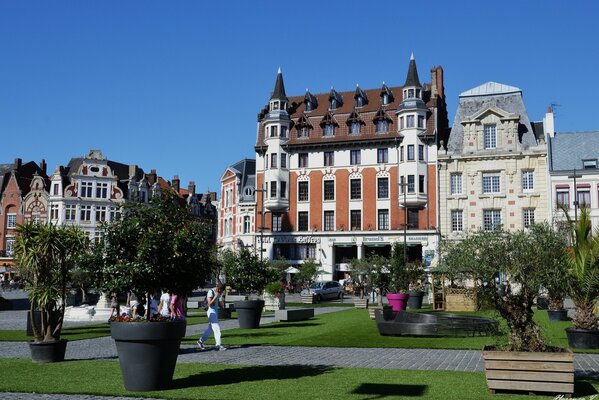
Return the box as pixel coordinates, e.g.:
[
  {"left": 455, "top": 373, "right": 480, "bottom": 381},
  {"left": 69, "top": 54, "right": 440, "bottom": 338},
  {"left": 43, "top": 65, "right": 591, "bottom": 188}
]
[{"left": 386, "top": 293, "right": 410, "bottom": 312}]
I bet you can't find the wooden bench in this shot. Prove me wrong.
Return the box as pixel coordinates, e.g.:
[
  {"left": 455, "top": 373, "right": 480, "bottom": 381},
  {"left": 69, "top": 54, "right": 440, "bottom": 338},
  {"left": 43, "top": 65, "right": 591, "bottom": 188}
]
[{"left": 275, "top": 308, "right": 315, "bottom": 322}]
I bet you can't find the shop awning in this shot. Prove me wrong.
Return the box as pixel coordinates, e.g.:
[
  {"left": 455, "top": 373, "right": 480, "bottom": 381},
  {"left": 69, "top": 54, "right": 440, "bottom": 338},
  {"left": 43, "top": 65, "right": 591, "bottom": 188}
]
[
  {"left": 364, "top": 243, "right": 389, "bottom": 247},
  {"left": 334, "top": 243, "right": 356, "bottom": 248}
]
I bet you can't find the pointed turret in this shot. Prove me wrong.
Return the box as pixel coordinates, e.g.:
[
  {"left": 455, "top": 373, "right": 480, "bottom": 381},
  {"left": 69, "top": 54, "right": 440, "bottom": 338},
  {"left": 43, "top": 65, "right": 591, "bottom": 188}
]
[
  {"left": 270, "top": 67, "right": 288, "bottom": 102},
  {"left": 404, "top": 53, "right": 422, "bottom": 88}
]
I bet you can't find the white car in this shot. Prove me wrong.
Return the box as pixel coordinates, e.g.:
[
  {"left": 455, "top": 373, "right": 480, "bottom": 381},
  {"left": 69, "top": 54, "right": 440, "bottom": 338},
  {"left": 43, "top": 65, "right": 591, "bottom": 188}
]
[{"left": 301, "top": 281, "right": 344, "bottom": 301}]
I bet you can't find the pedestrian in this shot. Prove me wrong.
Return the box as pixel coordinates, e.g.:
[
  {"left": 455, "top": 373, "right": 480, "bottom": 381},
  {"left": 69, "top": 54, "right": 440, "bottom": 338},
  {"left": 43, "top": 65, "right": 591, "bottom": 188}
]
[
  {"left": 145, "top": 292, "right": 159, "bottom": 319},
  {"left": 197, "top": 283, "right": 226, "bottom": 351},
  {"left": 108, "top": 292, "right": 119, "bottom": 321},
  {"left": 169, "top": 292, "right": 187, "bottom": 320},
  {"left": 157, "top": 291, "right": 171, "bottom": 317}
]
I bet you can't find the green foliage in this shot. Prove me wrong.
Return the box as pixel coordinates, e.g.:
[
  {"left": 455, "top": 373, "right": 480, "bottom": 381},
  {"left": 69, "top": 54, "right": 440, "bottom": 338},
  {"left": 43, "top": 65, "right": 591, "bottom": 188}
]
[
  {"left": 89, "top": 190, "right": 216, "bottom": 300},
  {"left": 440, "top": 223, "right": 569, "bottom": 352},
  {"left": 348, "top": 257, "right": 371, "bottom": 298},
  {"left": 222, "top": 247, "right": 276, "bottom": 295},
  {"left": 387, "top": 243, "right": 409, "bottom": 294},
  {"left": 264, "top": 281, "right": 285, "bottom": 296},
  {"left": 268, "top": 258, "right": 291, "bottom": 281},
  {"left": 561, "top": 206, "right": 599, "bottom": 330},
  {"left": 13, "top": 222, "right": 89, "bottom": 342},
  {"left": 295, "top": 258, "right": 320, "bottom": 286}
]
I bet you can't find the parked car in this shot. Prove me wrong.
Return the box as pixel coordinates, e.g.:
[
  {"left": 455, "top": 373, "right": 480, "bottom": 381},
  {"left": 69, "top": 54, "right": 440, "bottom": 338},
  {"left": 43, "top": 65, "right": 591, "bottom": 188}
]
[{"left": 301, "top": 281, "right": 344, "bottom": 301}]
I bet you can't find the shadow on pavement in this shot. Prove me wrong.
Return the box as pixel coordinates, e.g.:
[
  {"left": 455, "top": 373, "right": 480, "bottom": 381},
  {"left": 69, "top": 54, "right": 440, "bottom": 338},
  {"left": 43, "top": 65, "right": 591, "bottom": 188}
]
[
  {"left": 171, "top": 364, "right": 334, "bottom": 389},
  {"left": 352, "top": 383, "right": 427, "bottom": 398}
]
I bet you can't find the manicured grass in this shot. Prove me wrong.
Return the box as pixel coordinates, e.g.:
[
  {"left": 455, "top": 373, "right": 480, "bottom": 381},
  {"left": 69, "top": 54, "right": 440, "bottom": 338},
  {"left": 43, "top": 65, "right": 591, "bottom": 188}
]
[
  {"left": 2, "top": 358, "right": 595, "bottom": 399},
  {"left": 285, "top": 301, "right": 354, "bottom": 308},
  {"left": 0, "top": 314, "right": 209, "bottom": 342}
]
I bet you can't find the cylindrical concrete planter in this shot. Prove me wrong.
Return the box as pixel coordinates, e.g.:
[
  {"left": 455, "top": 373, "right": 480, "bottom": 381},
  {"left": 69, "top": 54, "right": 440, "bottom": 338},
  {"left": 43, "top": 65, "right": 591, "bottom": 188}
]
[
  {"left": 566, "top": 327, "right": 599, "bottom": 349},
  {"left": 234, "top": 300, "right": 265, "bottom": 329},
  {"left": 407, "top": 291, "right": 424, "bottom": 309},
  {"left": 26, "top": 310, "right": 42, "bottom": 336},
  {"left": 29, "top": 339, "right": 67, "bottom": 363},
  {"left": 386, "top": 293, "right": 410, "bottom": 312},
  {"left": 547, "top": 309, "right": 568, "bottom": 321},
  {"left": 110, "top": 320, "right": 187, "bottom": 391}
]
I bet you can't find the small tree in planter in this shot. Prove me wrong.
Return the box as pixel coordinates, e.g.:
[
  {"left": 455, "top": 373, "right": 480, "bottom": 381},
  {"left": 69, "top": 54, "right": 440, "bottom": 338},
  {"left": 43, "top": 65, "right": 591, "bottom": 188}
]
[
  {"left": 222, "top": 247, "right": 276, "bottom": 328},
  {"left": 386, "top": 243, "right": 410, "bottom": 311},
  {"left": 89, "top": 190, "right": 216, "bottom": 391},
  {"left": 13, "top": 222, "right": 89, "bottom": 362},
  {"left": 406, "top": 261, "right": 427, "bottom": 309},
  {"left": 349, "top": 258, "right": 370, "bottom": 307},
  {"left": 264, "top": 257, "right": 290, "bottom": 310},
  {"left": 561, "top": 206, "right": 599, "bottom": 348},
  {"left": 297, "top": 258, "right": 320, "bottom": 303},
  {"left": 441, "top": 223, "right": 574, "bottom": 396}
]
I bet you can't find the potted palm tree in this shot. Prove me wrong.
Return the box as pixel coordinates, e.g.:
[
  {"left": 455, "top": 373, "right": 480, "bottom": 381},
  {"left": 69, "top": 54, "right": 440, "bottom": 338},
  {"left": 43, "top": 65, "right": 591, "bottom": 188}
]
[
  {"left": 561, "top": 206, "right": 599, "bottom": 348},
  {"left": 13, "top": 222, "right": 88, "bottom": 363},
  {"left": 89, "top": 190, "right": 216, "bottom": 391},
  {"left": 441, "top": 223, "right": 574, "bottom": 396},
  {"left": 386, "top": 243, "right": 410, "bottom": 312},
  {"left": 222, "top": 247, "right": 276, "bottom": 329}
]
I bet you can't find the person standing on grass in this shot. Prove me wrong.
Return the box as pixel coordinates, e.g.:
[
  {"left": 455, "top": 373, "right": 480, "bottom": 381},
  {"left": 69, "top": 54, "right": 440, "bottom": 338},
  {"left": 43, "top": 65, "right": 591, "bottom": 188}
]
[{"left": 197, "top": 283, "right": 226, "bottom": 351}]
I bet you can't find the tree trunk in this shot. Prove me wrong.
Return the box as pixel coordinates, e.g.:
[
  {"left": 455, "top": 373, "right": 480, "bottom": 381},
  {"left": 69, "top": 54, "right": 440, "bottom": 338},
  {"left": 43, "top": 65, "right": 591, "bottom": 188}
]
[
  {"left": 80, "top": 287, "right": 87, "bottom": 304},
  {"left": 573, "top": 300, "right": 597, "bottom": 330}
]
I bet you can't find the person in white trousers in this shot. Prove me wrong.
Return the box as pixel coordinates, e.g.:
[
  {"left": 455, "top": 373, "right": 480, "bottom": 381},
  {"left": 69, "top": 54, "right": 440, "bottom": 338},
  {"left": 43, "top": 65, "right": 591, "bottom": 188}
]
[{"left": 197, "top": 283, "right": 226, "bottom": 351}]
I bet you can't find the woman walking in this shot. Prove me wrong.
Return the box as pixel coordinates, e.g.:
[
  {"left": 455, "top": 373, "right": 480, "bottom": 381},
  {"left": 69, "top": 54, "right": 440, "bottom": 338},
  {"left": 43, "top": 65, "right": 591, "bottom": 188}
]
[{"left": 197, "top": 283, "right": 226, "bottom": 351}]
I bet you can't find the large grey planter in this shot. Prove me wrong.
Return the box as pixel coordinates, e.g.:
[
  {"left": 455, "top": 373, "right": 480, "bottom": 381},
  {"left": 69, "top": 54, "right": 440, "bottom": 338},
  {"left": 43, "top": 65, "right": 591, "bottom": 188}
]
[
  {"left": 234, "top": 300, "right": 265, "bottom": 329},
  {"left": 110, "top": 319, "right": 187, "bottom": 391},
  {"left": 407, "top": 291, "right": 424, "bottom": 309}
]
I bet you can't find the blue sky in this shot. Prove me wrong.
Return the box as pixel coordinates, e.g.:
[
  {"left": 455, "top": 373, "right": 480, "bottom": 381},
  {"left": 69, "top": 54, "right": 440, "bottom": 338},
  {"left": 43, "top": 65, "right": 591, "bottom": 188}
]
[{"left": 1, "top": 1, "right": 598, "bottom": 194}]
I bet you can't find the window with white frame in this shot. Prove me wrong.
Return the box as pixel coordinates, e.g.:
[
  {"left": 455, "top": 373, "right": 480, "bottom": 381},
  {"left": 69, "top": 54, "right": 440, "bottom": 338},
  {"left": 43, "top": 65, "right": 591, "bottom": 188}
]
[
  {"left": 377, "top": 177, "right": 389, "bottom": 199},
  {"left": 406, "top": 115, "right": 415, "bottom": 128},
  {"left": 272, "top": 213, "right": 282, "bottom": 232},
  {"left": 376, "top": 120, "right": 388, "bottom": 133},
  {"left": 269, "top": 125, "right": 278, "bottom": 138},
  {"left": 418, "top": 145, "right": 424, "bottom": 161},
  {"left": 280, "top": 126, "right": 287, "bottom": 138},
  {"left": 378, "top": 209, "right": 389, "bottom": 230},
  {"left": 418, "top": 115, "right": 425, "bottom": 128},
  {"left": 556, "top": 189, "right": 570, "bottom": 208},
  {"left": 400, "top": 146, "right": 404, "bottom": 162},
  {"left": 350, "top": 122, "right": 361, "bottom": 135},
  {"left": 6, "top": 214, "right": 17, "bottom": 229},
  {"left": 484, "top": 124, "right": 497, "bottom": 149},
  {"left": 324, "top": 211, "right": 335, "bottom": 231},
  {"left": 53, "top": 183, "right": 60, "bottom": 195},
  {"left": 298, "top": 126, "right": 310, "bottom": 138},
  {"left": 298, "top": 153, "right": 308, "bottom": 168},
  {"left": 483, "top": 209, "right": 501, "bottom": 231},
  {"left": 280, "top": 153, "right": 287, "bottom": 169},
  {"left": 324, "top": 180, "right": 335, "bottom": 201},
  {"left": 298, "top": 212, "right": 309, "bottom": 231},
  {"left": 577, "top": 188, "right": 591, "bottom": 208},
  {"left": 350, "top": 179, "right": 361, "bottom": 200},
  {"left": 270, "top": 181, "right": 277, "bottom": 198},
  {"left": 80, "top": 205, "right": 92, "bottom": 222},
  {"left": 50, "top": 204, "right": 59, "bottom": 220},
  {"left": 270, "top": 153, "right": 277, "bottom": 169},
  {"left": 96, "top": 182, "right": 109, "bottom": 199},
  {"left": 65, "top": 205, "right": 76, "bottom": 221},
  {"left": 323, "top": 123, "right": 335, "bottom": 136},
  {"left": 32, "top": 212, "right": 40, "bottom": 224},
  {"left": 419, "top": 175, "right": 425, "bottom": 194},
  {"left": 522, "top": 171, "right": 534, "bottom": 192},
  {"left": 110, "top": 206, "right": 121, "bottom": 221},
  {"left": 324, "top": 151, "right": 334, "bottom": 166},
  {"left": 350, "top": 150, "right": 361, "bottom": 165},
  {"left": 523, "top": 208, "right": 535, "bottom": 228},
  {"left": 450, "top": 173, "right": 462, "bottom": 195},
  {"left": 407, "top": 175, "right": 415, "bottom": 193},
  {"left": 81, "top": 181, "right": 93, "bottom": 198},
  {"left": 482, "top": 173, "right": 501, "bottom": 194},
  {"left": 583, "top": 159, "right": 598, "bottom": 169},
  {"left": 243, "top": 216, "right": 250, "bottom": 234},
  {"left": 95, "top": 206, "right": 107, "bottom": 222},
  {"left": 296, "top": 181, "right": 307, "bottom": 201},
  {"left": 280, "top": 181, "right": 287, "bottom": 199},
  {"left": 451, "top": 210, "right": 463, "bottom": 233},
  {"left": 5, "top": 236, "right": 15, "bottom": 257},
  {"left": 377, "top": 148, "right": 388, "bottom": 163},
  {"left": 407, "top": 145, "right": 415, "bottom": 161}
]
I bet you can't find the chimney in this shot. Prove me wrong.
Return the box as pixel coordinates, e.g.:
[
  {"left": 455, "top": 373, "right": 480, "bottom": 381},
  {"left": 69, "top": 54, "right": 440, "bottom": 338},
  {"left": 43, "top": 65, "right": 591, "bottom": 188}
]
[
  {"left": 14, "top": 158, "right": 22, "bottom": 169},
  {"left": 543, "top": 105, "right": 555, "bottom": 139},
  {"left": 172, "top": 175, "right": 180, "bottom": 193},
  {"left": 188, "top": 181, "right": 196, "bottom": 195},
  {"left": 147, "top": 169, "right": 157, "bottom": 185},
  {"left": 40, "top": 159, "right": 47, "bottom": 174}
]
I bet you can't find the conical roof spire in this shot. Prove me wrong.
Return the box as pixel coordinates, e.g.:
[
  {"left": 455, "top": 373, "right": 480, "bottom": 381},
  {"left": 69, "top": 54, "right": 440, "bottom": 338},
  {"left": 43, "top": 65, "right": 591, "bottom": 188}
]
[
  {"left": 403, "top": 54, "right": 421, "bottom": 88},
  {"left": 270, "top": 67, "right": 288, "bottom": 101}
]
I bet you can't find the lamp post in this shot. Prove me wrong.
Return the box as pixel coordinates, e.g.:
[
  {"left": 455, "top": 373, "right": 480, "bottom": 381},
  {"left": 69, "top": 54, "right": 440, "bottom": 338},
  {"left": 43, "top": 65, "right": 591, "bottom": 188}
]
[
  {"left": 568, "top": 168, "right": 582, "bottom": 223},
  {"left": 254, "top": 186, "right": 267, "bottom": 261},
  {"left": 399, "top": 179, "right": 408, "bottom": 263}
]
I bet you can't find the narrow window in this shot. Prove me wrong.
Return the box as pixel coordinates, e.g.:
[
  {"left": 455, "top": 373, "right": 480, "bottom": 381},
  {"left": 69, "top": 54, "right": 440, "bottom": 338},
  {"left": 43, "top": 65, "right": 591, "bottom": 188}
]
[
  {"left": 350, "top": 150, "right": 361, "bottom": 165},
  {"left": 450, "top": 173, "right": 462, "bottom": 195},
  {"left": 350, "top": 210, "right": 361, "bottom": 231},
  {"left": 377, "top": 148, "right": 388, "bottom": 163},
  {"left": 407, "top": 145, "right": 415, "bottom": 161},
  {"left": 378, "top": 209, "right": 389, "bottom": 230},
  {"left": 418, "top": 145, "right": 424, "bottom": 161},
  {"left": 298, "top": 153, "right": 308, "bottom": 168},
  {"left": 451, "top": 210, "right": 463, "bottom": 232},
  {"left": 298, "top": 181, "right": 309, "bottom": 201},
  {"left": 350, "top": 179, "right": 361, "bottom": 200},
  {"left": 324, "top": 180, "right": 335, "bottom": 201},
  {"left": 484, "top": 124, "right": 497, "bottom": 149},
  {"left": 324, "top": 151, "right": 334, "bottom": 166},
  {"left": 298, "top": 212, "right": 309, "bottom": 231},
  {"left": 377, "top": 177, "right": 389, "bottom": 199},
  {"left": 324, "top": 211, "right": 335, "bottom": 231}
]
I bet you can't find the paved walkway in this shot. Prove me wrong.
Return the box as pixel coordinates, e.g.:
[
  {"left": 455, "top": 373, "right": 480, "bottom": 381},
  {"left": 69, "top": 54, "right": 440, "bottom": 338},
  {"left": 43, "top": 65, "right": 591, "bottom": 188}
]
[{"left": 3, "top": 301, "right": 599, "bottom": 399}]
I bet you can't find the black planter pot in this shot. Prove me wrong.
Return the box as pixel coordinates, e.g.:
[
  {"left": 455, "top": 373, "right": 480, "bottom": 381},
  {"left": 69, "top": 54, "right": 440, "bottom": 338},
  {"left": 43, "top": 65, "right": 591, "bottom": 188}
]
[
  {"left": 536, "top": 297, "right": 549, "bottom": 310},
  {"left": 29, "top": 339, "right": 67, "bottom": 363},
  {"left": 547, "top": 309, "right": 568, "bottom": 321},
  {"left": 110, "top": 320, "right": 187, "bottom": 391},
  {"left": 407, "top": 291, "right": 424, "bottom": 309},
  {"left": 566, "top": 327, "right": 599, "bottom": 349},
  {"left": 234, "top": 300, "right": 265, "bottom": 329},
  {"left": 26, "top": 310, "right": 42, "bottom": 336}
]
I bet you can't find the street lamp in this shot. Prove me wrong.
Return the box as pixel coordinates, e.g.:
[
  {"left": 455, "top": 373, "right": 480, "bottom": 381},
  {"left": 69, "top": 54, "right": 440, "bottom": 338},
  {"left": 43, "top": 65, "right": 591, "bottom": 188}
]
[
  {"left": 399, "top": 179, "right": 408, "bottom": 264},
  {"left": 254, "top": 186, "right": 267, "bottom": 261}
]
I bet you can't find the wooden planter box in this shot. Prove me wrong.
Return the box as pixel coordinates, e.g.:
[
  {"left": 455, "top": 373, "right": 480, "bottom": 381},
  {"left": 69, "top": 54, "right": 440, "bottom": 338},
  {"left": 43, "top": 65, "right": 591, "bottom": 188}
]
[
  {"left": 354, "top": 298, "right": 369, "bottom": 309},
  {"left": 300, "top": 294, "right": 317, "bottom": 304},
  {"left": 445, "top": 288, "right": 477, "bottom": 312},
  {"left": 368, "top": 306, "right": 392, "bottom": 320},
  {"left": 483, "top": 348, "right": 574, "bottom": 396}
]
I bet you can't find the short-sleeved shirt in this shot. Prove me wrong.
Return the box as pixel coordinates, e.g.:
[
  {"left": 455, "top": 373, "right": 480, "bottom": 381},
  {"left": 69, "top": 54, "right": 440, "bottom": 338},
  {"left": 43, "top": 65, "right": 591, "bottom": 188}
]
[
  {"left": 159, "top": 293, "right": 170, "bottom": 317},
  {"left": 170, "top": 294, "right": 186, "bottom": 319},
  {"left": 207, "top": 289, "right": 221, "bottom": 315}
]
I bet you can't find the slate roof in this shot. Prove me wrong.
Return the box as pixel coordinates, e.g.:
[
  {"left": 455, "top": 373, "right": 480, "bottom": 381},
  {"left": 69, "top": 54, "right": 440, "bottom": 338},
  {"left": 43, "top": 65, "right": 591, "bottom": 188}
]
[
  {"left": 548, "top": 131, "right": 599, "bottom": 172},
  {"left": 0, "top": 161, "right": 49, "bottom": 196},
  {"left": 270, "top": 69, "right": 288, "bottom": 102},
  {"left": 0, "top": 164, "right": 13, "bottom": 195},
  {"left": 447, "top": 82, "right": 537, "bottom": 153},
  {"left": 227, "top": 159, "right": 256, "bottom": 203},
  {"left": 404, "top": 55, "right": 422, "bottom": 87}
]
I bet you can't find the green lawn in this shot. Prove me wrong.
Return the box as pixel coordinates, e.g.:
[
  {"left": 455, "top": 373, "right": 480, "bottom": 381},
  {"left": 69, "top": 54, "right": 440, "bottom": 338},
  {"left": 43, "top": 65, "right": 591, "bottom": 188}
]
[
  {"left": 285, "top": 301, "right": 354, "bottom": 308},
  {"left": 1, "top": 358, "right": 596, "bottom": 399}
]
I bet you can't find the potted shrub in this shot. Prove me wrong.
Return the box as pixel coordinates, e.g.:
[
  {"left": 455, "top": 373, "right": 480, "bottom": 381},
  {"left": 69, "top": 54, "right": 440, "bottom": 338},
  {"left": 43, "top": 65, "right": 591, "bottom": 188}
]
[
  {"left": 365, "top": 254, "right": 392, "bottom": 318},
  {"left": 222, "top": 247, "right": 276, "bottom": 329},
  {"left": 441, "top": 223, "right": 574, "bottom": 396},
  {"left": 13, "top": 222, "right": 88, "bottom": 363},
  {"left": 561, "top": 206, "right": 599, "bottom": 348},
  {"left": 349, "top": 257, "right": 370, "bottom": 308},
  {"left": 386, "top": 243, "right": 410, "bottom": 312},
  {"left": 406, "top": 261, "right": 426, "bottom": 310},
  {"left": 263, "top": 258, "right": 290, "bottom": 311},
  {"left": 542, "top": 245, "right": 569, "bottom": 321},
  {"left": 297, "top": 258, "right": 320, "bottom": 304},
  {"left": 89, "top": 190, "right": 216, "bottom": 391}
]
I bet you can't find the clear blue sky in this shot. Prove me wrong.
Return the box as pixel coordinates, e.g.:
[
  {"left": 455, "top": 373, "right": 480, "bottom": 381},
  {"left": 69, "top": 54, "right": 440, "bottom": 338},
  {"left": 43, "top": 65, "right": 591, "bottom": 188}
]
[{"left": 1, "top": 1, "right": 597, "bottom": 194}]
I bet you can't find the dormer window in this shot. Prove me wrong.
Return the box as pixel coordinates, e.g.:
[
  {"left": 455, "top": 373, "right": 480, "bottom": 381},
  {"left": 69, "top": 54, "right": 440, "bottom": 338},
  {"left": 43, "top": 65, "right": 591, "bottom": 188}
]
[
  {"left": 296, "top": 113, "right": 313, "bottom": 138},
  {"left": 346, "top": 110, "right": 364, "bottom": 135},
  {"left": 356, "top": 96, "right": 365, "bottom": 107},
  {"left": 376, "top": 120, "right": 389, "bottom": 133},
  {"left": 583, "top": 159, "right": 598, "bottom": 169},
  {"left": 350, "top": 122, "right": 361, "bottom": 135},
  {"left": 298, "top": 126, "right": 310, "bottom": 138},
  {"left": 382, "top": 94, "right": 390, "bottom": 105},
  {"left": 304, "top": 90, "right": 318, "bottom": 112},
  {"left": 329, "top": 89, "right": 343, "bottom": 110},
  {"left": 354, "top": 85, "right": 368, "bottom": 108},
  {"left": 373, "top": 107, "right": 392, "bottom": 134},
  {"left": 323, "top": 123, "right": 335, "bottom": 137},
  {"left": 330, "top": 98, "right": 338, "bottom": 110},
  {"left": 305, "top": 101, "right": 313, "bottom": 112},
  {"left": 271, "top": 101, "right": 279, "bottom": 110},
  {"left": 380, "top": 83, "right": 395, "bottom": 106}
]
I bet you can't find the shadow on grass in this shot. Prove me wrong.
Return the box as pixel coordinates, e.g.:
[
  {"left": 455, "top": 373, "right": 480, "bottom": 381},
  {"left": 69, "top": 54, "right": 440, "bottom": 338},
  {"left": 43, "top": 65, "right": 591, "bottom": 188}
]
[
  {"left": 352, "top": 383, "right": 427, "bottom": 398},
  {"left": 260, "top": 322, "right": 320, "bottom": 329},
  {"left": 574, "top": 380, "right": 599, "bottom": 397},
  {"left": 171, "top": 365, "right": 334, "bottom": 389}
]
